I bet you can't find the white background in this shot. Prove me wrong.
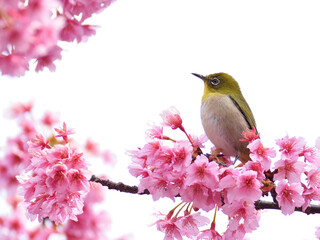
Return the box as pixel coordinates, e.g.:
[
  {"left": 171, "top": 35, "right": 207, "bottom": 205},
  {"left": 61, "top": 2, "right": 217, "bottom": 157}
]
[{"left": 2, "top": 0, "right": 320, "bottom": 239}]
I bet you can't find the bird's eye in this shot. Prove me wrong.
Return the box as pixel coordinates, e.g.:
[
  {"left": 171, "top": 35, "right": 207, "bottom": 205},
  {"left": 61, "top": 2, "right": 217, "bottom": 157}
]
[{"left": 210, "top": 77, "right": 220, "bottom": 86}]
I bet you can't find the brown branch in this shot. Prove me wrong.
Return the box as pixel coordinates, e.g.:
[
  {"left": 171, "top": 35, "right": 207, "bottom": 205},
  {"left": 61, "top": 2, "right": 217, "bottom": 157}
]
[
  {"left": 89, "top": 175, "right": 150, "bottom": 195},
  {"left": 254, "top": 200, "right": 320, "bottom": 214},
  {"left": 90, "top": 175, "right": 320, "bottom": 215}
]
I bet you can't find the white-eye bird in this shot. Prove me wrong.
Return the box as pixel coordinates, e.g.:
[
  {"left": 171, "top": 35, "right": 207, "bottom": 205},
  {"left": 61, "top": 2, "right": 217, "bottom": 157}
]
[{"left": 192, "top": 72, "right": 256, "bottom": 164}]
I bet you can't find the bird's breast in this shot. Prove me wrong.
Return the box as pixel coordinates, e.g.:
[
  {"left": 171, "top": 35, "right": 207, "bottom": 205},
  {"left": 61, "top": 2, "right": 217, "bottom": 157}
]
[{"left": 201, "top": 94, "right": 249, "bottom": 157}]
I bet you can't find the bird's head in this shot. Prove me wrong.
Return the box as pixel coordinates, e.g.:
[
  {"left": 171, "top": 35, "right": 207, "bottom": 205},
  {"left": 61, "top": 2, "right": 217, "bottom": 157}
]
[{"left": 192, "top": 72, "right": 241, "bottom": 101}]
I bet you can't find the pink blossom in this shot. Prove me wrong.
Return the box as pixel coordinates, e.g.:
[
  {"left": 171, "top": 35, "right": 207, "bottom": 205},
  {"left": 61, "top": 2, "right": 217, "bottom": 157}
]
[
  {"left": 0, "top": 0, "right": 20, "bottom": 10},
  {"left": 160, "top": 107, "right": 183, "bottom": 130},
  {"left": 301, "top": 146, "right": 320, "bottom": 167},
  {"left": 46, "top": 164, "right": 69, "bottom": 192},
  {"left": 306, "top": 168, "right": 320, "bottom": 188},
  {"left": 227, "top": 170, "right": 262, "bottom": 203},
  {"left": 68, "top": 169, "right": 90, "bottom": 192},
  {"left": 63, "top": 0, "right": 115, "bottom": 22},
  {"left": 102, "top": 150, "right": 116, "bottom": 165},
  {"left": 28, "top": 17, "right": 64, "bottom": 57},
  {"left": 302, "top": 186, "right": 320, "bottom": 212},
  {"left": 85, "top": 182, "right": 105, "bottom": 204},
  {"left": 19, "top": 118, "right": 37, "bottom": 136},
  {"left": 240, "top": 127, "right": 260, "bottom": 143},
  {"left": 0, "top": 132, "right": 31, "bottom": 194},
  {"left": 139, "top": 174, "right": 179, "bottom": 201},
  {"left": 243, "top": 161, "right": 264, "bottom": 181},
  {"left": 175, "top": 212, "right": 210, "bottom": 238},
  {"left": 0, "top": 0, "right": 62, "bottom": 76},
  {"left": 275, "top": 180, "right": 304, "bottom": 215},
  {"left": 4, "top": 210, "right": 26, "bottom": 235},
  {"left": 185, "top": 155, "right": 219, "bottom": 190},
  {"left": 155, "top": 215, "right": 183, "bottom": 240},
  {"left": 171, "top": 141, "right": 193, "bottom": 171},
  {"left": 55, "top": 122, "right": 75, "bottom": 142},
  {"left": 128, "top": 150, "right": 149, "bottom": 178},
  {"left": 180, "top": 183, "right": 221, "bottom": 211},
  {"left": 146, "top": 124, "right": 164, "bottom": 140},
  {"left": 0, "top": 54, "right": 29, "bottom": 77},
  {"left": 223, "top": 224, "right": 247, "bottom": 240},
  {"left": 85, "top": 138, "right": 100, "bottom": 156},
  {"left": 136, "top": 141, "right": 161, "bottom": 165},
  {"left": 46, "top": 144, "right": 70, "bottom": 163},
  {"left": 247, "top": 139, "right": 276, "bottom": 170},
  {"left": 35, "top": 45, "right": 62, "bottom": 72},
  {"left": 197, "top": 222, "right": 222, "bottom": 240},
  {"left": 8, "top": 102, "right": 33, "bottom": 118},
  {"left": 60, "top": 18, "right": 97, "bottom": 43},
  {"left": 0, "top": 205, "right": 43, "bottom": 238},
  {"left": 192, "top": 134, "right": 208, "bottom": 148},
  {"left": 18, "top": 135, "right": 89, "bottom": 224},
  {"left": 67, "top": 150, "right": 87, "bottom": 170},
  {"left": 148, "top": 144, "right": 174, "bottom": 170},
  {"left": 222, "top": 200, "right": 260, "bottom": 234},
  {"left": 28, "top": 134, "right": 51, "bottom": 151},
  {"left": 28, "top": 226, "right": 53, "bottom": 240},
  {"left": 0, "top": 0, "right": 115, "bottom": 76},
  {"left": 274, "top": 158, "right": 306, "bottom": 183},
  {"left": 41, "top": 111, "right": 59, "bottom": 127},
  {"left": 16, "top": 174, "right": 37, "bottom": 201},
  {"left": 218, "top": 166, "right": 239, "bottom": 190},
  {"left": 276, "top": 135, "right": 306, "bottom": 158}
]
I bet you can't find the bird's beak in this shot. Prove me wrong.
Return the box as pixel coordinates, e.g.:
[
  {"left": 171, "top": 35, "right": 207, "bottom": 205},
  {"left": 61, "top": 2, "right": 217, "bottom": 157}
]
[{"left": 191, "top": 73, "right": 206, "bottom": 81}]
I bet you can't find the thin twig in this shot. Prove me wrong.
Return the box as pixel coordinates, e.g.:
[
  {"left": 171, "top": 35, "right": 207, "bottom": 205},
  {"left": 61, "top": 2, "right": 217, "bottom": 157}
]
[{"left": 89, "top": 175, "right": 150, "bottom": 195}]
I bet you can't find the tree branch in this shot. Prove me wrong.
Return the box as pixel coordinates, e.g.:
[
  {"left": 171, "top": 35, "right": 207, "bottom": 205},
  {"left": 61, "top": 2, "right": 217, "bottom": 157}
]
[
  {"left": 90, "top": 175, "right": 320, "bottom": 215},
  {"left": 89, "top": 175, "right": 150, "bottom": 195}
]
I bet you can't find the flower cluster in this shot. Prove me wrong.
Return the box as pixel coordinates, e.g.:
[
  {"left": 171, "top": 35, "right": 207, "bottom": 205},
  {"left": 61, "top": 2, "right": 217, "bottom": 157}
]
[
  {"left": 274, "top": 136, "right": 320, "bottom": 215},
  {"left": 17, "top": 124, "right": 90, "bottom": 224},
  {"left": 0, "top": 102, "right": 124, "bottom": 239},
  {"left": 0, "top": 0, "right": 115, "bottom": 77},
  {"left": 129, "top": 107, "right": 320, "bottom": 240}
]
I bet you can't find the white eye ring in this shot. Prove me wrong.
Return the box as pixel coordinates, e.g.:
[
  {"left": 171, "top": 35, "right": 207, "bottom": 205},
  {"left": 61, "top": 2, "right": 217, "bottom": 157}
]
[{"left": 210, "top": 77, "right": 220, "bottom": 86}]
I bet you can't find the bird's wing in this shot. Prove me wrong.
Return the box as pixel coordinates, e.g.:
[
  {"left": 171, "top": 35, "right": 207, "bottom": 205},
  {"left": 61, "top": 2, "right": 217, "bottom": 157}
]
[{"left": 228, "top": 95, "right": 257, "bottom": 130}]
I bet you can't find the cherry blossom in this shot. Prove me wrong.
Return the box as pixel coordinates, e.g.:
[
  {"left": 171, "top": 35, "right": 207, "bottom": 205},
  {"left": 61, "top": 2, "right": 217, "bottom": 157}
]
[
  {"left": 155, "top": 215, "right": 183, "bottom": 240},
  {"left": 227, "top": 170, "right": 262, "bottom": 203},
  {"left": 41, "top": 111, "right": 59, "bottom": 127},
  {"left": 17, "top": 131, "right": 89, "bottom": 224},
  {"left": 274, "top": 158, "right": 306, "bottom": 183},
  {"left": 197, "top": 222, "right": 222, "bottom": 240},
  {"left": 275, "top": 180, "right": 304, "bottom": 215},
  {"left": 28, "top": 134, "right": 51, "bottom": 151},
  {"left": 240, "top": 127, "right": 260, "bottom": 143},
  {"left": 0, "top": 0, "right": 116, "bottom": 76},
  {"left": 160, "top": 107, "right": 184, "bottom": 130},
  {"left": 247, "top": 139, "right": 276, "bottom": 170},
  {"left": 222, "top": 200, "right": 260, "bottom": 236},
  {"left": 175, "top": 211, "right": 210, "bottom": 238},
  {"left": 276, "top": 135, "right": 306, "bottom": 159},
  {"left": 55, "top": 122, "right": 75, "bottom": 142},
  {"left": 302, "top": 186, "right": 320, "bottom": 212},
  {"left": 0, "top": 102, "right": 123, "bottom": 239}
]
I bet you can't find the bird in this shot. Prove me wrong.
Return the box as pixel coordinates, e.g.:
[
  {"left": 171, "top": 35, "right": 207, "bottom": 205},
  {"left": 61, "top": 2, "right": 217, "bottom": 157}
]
[{"left": 192, "top": 72, "right": 256, "bottom": 164}]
